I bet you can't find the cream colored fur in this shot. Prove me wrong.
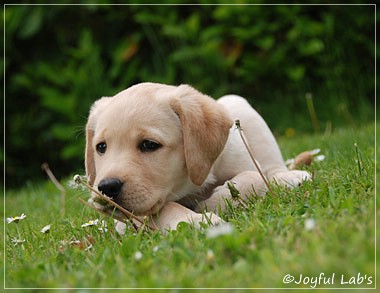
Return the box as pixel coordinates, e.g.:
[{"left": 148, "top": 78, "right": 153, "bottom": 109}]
[{"left": 85, "top": 83, "right": 311, "bottom": 232}]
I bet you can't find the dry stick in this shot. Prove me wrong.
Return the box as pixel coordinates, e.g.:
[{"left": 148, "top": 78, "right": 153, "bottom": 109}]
[
  {"left": 41, "top": 163, "right": 66, "bottom": 216},
  {"left": 78, "top": 179, "right": 157, "bottom": 231},
  {"left": 235, "top": 120, "right": 274, "bottom": 194},
  {"left": 354, "top": 142, "right": 363, "bottom": 176}
]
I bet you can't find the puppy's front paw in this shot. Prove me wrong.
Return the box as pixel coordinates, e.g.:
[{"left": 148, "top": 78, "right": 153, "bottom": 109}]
[
  {"left": 189, "top": 212, "right": 224, "bottom": 227},
  {"left": 271, "top": 170, "right": 311, "bottom": 188}
]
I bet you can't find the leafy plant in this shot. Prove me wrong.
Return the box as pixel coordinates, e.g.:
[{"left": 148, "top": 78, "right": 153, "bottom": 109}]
[{"left": 4, "top": 4, "right": 375, "bottom": 186}]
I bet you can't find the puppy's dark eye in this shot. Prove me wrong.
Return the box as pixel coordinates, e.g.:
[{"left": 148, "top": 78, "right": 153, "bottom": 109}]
[
  {"left": 96, "top": 142, "right": 107, "bottom": 155},
  {"left": 139, "top": 140, "right": 161, "bottom": 152}
]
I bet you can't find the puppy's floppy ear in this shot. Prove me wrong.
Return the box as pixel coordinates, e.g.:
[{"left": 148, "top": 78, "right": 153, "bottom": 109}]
[
  {"left": 85, "top": 97, "right": 111, "bottom": 186},
  {"left": 171, "top": 85, "right": 233, "bottom": 186}
]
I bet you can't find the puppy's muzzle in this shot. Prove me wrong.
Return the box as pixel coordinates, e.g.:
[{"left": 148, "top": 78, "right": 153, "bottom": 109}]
[{"left": 98, "top": 177, "right": 123, "bottom": 199}]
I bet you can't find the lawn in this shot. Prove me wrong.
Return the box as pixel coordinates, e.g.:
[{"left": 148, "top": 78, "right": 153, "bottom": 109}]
[{"left": 2, "top": 123, "right": 376, "bottom": 290}]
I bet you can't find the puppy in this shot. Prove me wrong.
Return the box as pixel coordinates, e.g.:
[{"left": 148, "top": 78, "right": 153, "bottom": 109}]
[{"left": 85, "top": 83, "right": 310, "bottom": 231}]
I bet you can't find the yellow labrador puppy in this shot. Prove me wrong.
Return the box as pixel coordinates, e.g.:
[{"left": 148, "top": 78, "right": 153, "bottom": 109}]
[{"left": 85, "top": 83, "right": 310, "bottom": 231}]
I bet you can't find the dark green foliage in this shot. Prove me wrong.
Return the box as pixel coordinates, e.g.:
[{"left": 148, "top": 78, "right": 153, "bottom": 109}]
[{"left": 4, "top": 4, "right": 375, "bottom": 186}]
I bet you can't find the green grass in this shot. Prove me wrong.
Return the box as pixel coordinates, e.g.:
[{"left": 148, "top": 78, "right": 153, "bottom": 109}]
[{"left": 2, "top": 123, "right": 376, "bottom": 290}]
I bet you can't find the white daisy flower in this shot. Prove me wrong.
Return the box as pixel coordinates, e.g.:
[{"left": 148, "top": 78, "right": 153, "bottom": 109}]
[
  {"left": 98, "top": 220, "right": 108, "bottom": 233},
  {"left": 153, "top": 246, "right": 160, "bottom": 253},
  {"left": 41, "top": 224, "right": 51, "bottom": 234},
  {"left": 206, "top": 222, "right": 234, "bottom": 238},
  {"left": 6, "top": 213, "right": 26, "bottom": 224},
  {"left": 68, "top": 174, "right": 88, "bottom": 190},
  {"left": 314, "top": 155, "right": 326, "bottom": 162},
  {"left": 134, "top": 251, "right": 143, "bottom": 261},
  {"left": 304, "top": 218, "right": 316, "bottom": 231},
  {"left": 11, "top": 237, "right": 25, "bottom": 246},
  {"left": 81, "top": 219, "right": 99, "bottom": 228},
  {"left": 206, "top": 249, "right": 215, "bottom": 261}
]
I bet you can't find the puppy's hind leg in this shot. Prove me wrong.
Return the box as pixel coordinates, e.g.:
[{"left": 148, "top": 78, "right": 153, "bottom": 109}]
[{"left": 218, "top": 95, "right": 311, "bottom": 188}]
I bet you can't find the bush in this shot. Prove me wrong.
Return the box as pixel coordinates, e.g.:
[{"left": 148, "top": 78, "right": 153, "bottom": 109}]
[{"left": 4, "top": 4, "right": 375, "bottom": 187}]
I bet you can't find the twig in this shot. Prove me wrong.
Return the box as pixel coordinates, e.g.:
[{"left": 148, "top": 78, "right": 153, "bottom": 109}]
[
  {"left": 41, "top": 163, "right": 65, "bottom": 216},
  {"left": 235, "top": 120, "right": 274, "bottom": 194},
  {"left": 354, "top": 143, "right": 363, "bottom": 176}
]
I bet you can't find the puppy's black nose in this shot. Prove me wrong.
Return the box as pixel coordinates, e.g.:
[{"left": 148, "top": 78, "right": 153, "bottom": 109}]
[{"left": 98, "top": 178, "right": 123, "bottom": 198}]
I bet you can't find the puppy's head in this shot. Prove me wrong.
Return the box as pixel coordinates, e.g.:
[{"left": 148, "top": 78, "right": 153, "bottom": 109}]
[{"left": 85, "top": 83, "right": 232, "bottom": 215}]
